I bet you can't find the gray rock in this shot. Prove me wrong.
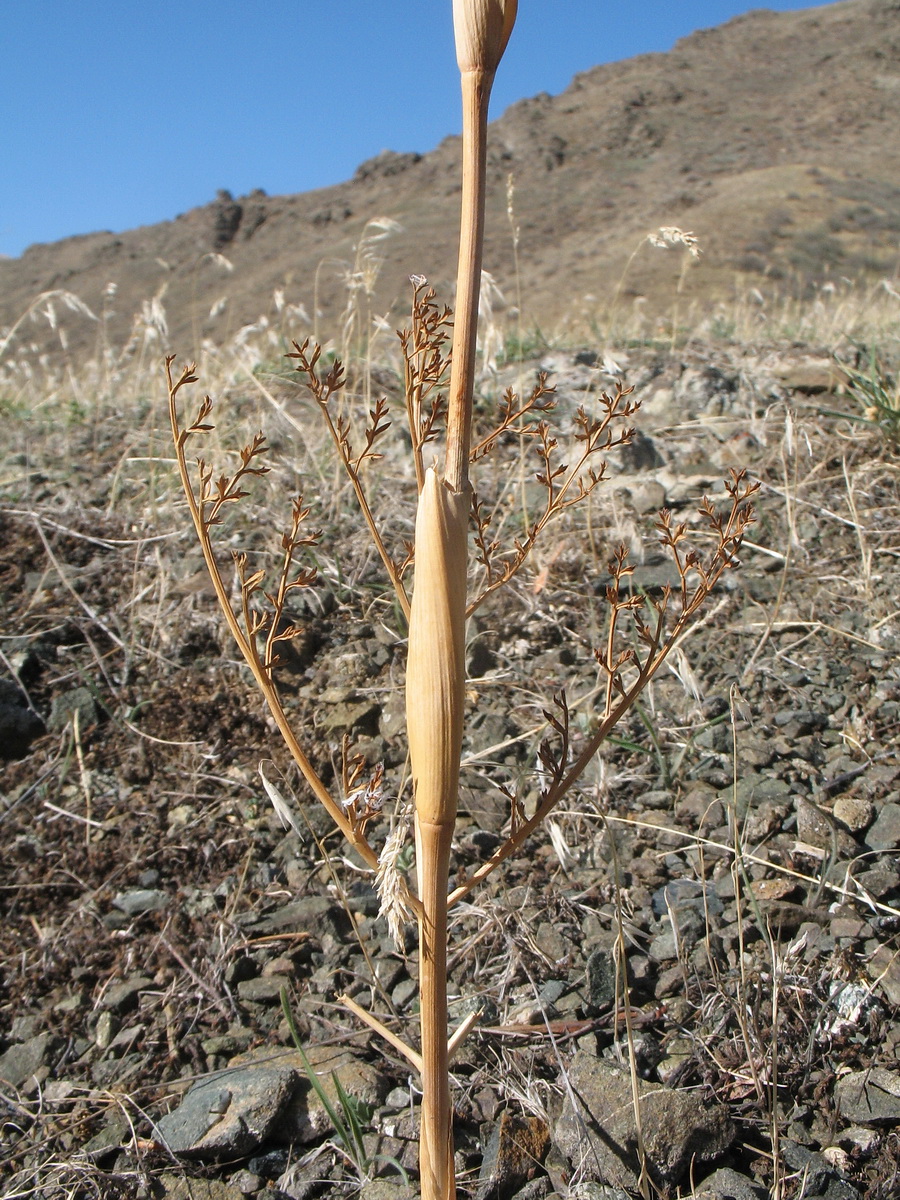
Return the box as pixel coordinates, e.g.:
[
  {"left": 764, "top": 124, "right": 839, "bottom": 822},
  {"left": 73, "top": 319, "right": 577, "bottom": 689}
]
[
  {"left": 248, "top": 896, "right": 351, "bottom": 938},
  {"left": 693, "top": 1167, "right": 767, "bottom": 1199},
  {"left": 619, "top": 430, "right": 665, "bottom": 473},
  {"left": 237, "top": 975, "right": 290, "bottom": 1004},
  {"left": 727, "top": 772, "right": 791, "bottom": 818},
  {"left": 156, "top": 1174, "right": 248, "bottom": 1200},
  {"left": 48, "top": 685, "right": 98, "bottom": 733},
  {"left": 649, "top": 880, "right": 718, "bottom": 958},
  {"left": 81, "top": 1112, "right": 133, "bottom": 1160},
  {"left": 231, "top": 1170, "right": 262, "bottom": 1194},
  {"left": 656, "top": 1036, "right": 694, "bottom": 1086},
  {"left": 553, "top": 1050, "right": 734, "bottom": 1191},
  {"left": 511, "top": 1180, "right": 552, "bottom": 1200},
  {"left": 350, "top": 1182, "right": 414, "bottom": 1200},
  {"left": 155, "top": 1063, "right": 299, "bottom": 1160},
  {"left": 100, "top": 975, "right": 155, "bottom": 1013},
  {"left": 275, "top": 1156, "right": 333, "bottom": 1200},
  {"left": 796, "top": 799, "right": 838, "bottom": 850},
  {"left": 585, "top": 949, "right": 616, "bottom": 1011},
  {"left": 0, "top": 679, "right": 44, "bottom": 759},
  {"left": 202, "top": 1029, "right": 256, "bottom": 1057},
  {"left": 8, "top": 1015, "right": 41, "bottom": 1042},
  {"left": 617, "top": 479, "right": 667, "bottom": 516},
  {"left": 865, "top": 945, "right": 900, "bottom": 1005},
  {"left": 112, "top": 888, "right": 169, "bottom": 916},
  {"left": 832, "top": 795, "right": 873, "bottom": 833},
  {"left": 647, "top": 930, "right": 680, "bottom": 962},
  {"left": 266, "top": 1044, "right": 389, "bottom": 1144},
  {"left": 866, "top": 802, "right": 900, "bottom": 851},
  {"left": 564, "top": 1183, "right": 632, "bottom": 1200},
  {"left": 0, "top": 1032, "right": 51, "bottom": 1088},
  {"left": 834, "top": 1067, "right": 900, "bottom": 1124},
  {"left": 780, "top": 1141, "right": 859, "bottom": 1199}
]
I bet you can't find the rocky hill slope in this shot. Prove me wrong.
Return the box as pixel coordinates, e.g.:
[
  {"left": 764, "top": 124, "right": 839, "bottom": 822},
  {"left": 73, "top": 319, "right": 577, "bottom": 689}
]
[{"left": 2, "top": 0, "right": 899, "bottom": 360}]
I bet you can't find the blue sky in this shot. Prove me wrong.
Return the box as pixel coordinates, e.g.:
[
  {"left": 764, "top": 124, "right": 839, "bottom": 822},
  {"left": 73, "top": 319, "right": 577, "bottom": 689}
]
[{"left": 2, "top": 0, "right": 830, "bottom": 259}]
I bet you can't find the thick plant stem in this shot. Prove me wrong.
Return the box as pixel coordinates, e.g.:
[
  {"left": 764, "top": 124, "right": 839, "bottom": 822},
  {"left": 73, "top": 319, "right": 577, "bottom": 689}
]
[
  {"left": 445, "top": 68, "right": 493, "bottom": 493},
  {"left": 406, "top": 470, "right": 468, "bottom": 1200},
  {"left": 417, "top": 819, "right": 456, "bottom": 1200}
]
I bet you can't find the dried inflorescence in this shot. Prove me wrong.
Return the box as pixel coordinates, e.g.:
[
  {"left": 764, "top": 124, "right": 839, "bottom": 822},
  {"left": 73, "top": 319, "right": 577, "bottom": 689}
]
[
  {"left": 167, "top": 299, "right": 758, "bottom": 908},
  {"left": 167, "top": 295, "right": 757, "bottom": 1200}
]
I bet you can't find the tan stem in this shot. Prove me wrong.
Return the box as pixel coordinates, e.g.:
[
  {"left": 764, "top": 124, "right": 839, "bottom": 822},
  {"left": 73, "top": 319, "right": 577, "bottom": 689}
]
[
  {"left": 416, "top": 818, "right": 456, "bottom": 1200},
  {"left": 445, "top": 68, "right": 494, "bottom": 492},
  {"left": 406, "top": 469, "right": 468, "bottom": 1200},
  {"left": 337, "top": 993, "right": 423, "bottom": 1072}
]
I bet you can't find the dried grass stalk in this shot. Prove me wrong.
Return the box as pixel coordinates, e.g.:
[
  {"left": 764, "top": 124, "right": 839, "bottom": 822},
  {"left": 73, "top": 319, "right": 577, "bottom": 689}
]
[{"left": 406, "top": 467, "right": 469, "bottom": 1200}]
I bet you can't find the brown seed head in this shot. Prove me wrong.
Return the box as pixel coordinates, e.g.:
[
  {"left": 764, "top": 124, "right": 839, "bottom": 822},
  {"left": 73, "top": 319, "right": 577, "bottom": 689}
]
[{"left": 452, "top": 0, "right": 518, "bottom": 74}]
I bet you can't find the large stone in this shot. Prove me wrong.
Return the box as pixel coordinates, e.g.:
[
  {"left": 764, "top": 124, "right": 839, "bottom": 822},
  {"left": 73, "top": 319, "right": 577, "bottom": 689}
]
[
  {"left": 154, "top": 1063, "right": 299, "bottom": 1160},
  {"left": 476, "top": 1110, "right": 550, "bottom": 1200},
  {"left": 585, "top": 949, "right": 616, "bottom": 1011},
  {"left": 865, "top": 945, "right": 900, "bottom": 1006},
  {"left": 112, "top": 888, "right": 169, "bottom": 916},
  {"left": 156, "top": 1175, "right": 245, "bottom": 1200},
  {"left": 247, "top": 896, "right": 351, "bottom": 938},
  {"left": 0, "top": 1032, "right": 51, "bottom": 1088},
  {"left": 693, "top": 1167, "right": 767, "bottom": 1199},
  {"left": 866, "top": 802, "right": 900, "bottom": 851},
  {"left": 834, "top": 1068, "right": 900, "bottom": 1124},
  {"left": 270, "top": 1044, "right": 389, "bottom": 1143},
  {"left": 48, "top": 685, "right": 98, "bottom": 733},
  {"left": 553, "top": 1051, "right": 734, "bottom": 1191},
  {"left": 100, "top": 975, "right": 156, "bottom": 1013}
]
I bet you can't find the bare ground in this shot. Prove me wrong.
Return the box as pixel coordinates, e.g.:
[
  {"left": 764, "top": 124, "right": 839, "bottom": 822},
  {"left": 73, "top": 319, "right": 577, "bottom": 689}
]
[{"left": 2, "top": 336, "right": 900, "bottom": 1199}]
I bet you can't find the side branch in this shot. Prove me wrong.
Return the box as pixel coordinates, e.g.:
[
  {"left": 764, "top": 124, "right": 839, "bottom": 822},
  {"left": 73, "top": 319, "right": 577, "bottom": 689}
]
[
  {"left": 166, "top": 356, "right": 379, "bottom": 871},
  {"left": 449, "top": 473, "right": 758, "bottom": 906},
  {"left": 289, "top": 340, "right": 411, "bottom": 622}
]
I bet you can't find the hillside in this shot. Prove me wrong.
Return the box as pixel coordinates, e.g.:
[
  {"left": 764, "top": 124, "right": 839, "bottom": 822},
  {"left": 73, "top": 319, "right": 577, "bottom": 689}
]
[{"left": 2, "top": 0, "right": 900, "bottom": 361}]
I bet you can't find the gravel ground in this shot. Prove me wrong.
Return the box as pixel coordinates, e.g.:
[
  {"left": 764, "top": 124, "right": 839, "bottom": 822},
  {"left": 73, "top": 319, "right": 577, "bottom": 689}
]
[{"left": 2, "top": 339, "right": 899, "bottom": 1199}]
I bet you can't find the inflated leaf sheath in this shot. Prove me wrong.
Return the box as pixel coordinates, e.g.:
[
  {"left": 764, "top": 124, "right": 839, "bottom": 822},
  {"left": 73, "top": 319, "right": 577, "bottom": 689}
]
[{"left": 406, "top": 467, "right": 468, "bottom": 829}]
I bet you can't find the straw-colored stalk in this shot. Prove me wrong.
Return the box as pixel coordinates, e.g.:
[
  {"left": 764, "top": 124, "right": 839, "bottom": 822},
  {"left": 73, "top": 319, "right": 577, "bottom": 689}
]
[
  {"left": 445, "top": 0, "right": 517, "bottom": 493},
  {"left": 408, "top": 6, "right": 516, "bottom": 1196},
  {"left": 406, "top": 468, "right": 469, "bottom": 1200}
]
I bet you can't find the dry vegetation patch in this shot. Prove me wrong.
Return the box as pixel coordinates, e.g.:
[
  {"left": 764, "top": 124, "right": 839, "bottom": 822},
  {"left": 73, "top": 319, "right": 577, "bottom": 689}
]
[{"left": 1, "top": 295, "right": 899, "bottom": 1199}]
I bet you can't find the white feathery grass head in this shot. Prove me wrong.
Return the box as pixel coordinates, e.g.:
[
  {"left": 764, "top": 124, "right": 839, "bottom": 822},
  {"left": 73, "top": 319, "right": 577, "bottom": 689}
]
[
  {"left": 208, "top": 252, "right": 234, "bottom": 273},
  {"left": 140, "top": 286, "right": 169, "bottom": 341},
  {"left": 259, "top": 762, "right": 301, "bottom": 834},
  {"left": 547, "top": 818, "right": 576, "bottom": 871},
  {"left": 647, "top": 226, "right": 701, "bottom": 258},
  {"left": 59, "top": 290, "right": 98, "bottom": 320},
  {"left": 666, "top": 645, "right": 703, "bottom": 703},
  {"left": 478, "top": 270, "right": 505, "bottom": 376},
  {"left": 359, "top": 216, "right": 403, "bottom": 253},
  {"left": 376, "top": 804, "right": 415, "bottom": 949}
]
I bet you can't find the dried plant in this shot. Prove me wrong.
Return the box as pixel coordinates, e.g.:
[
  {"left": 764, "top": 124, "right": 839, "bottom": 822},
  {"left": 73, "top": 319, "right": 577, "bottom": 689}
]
[{"left": 166, "top": 4, "right": 757, "bottom": 1198}]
